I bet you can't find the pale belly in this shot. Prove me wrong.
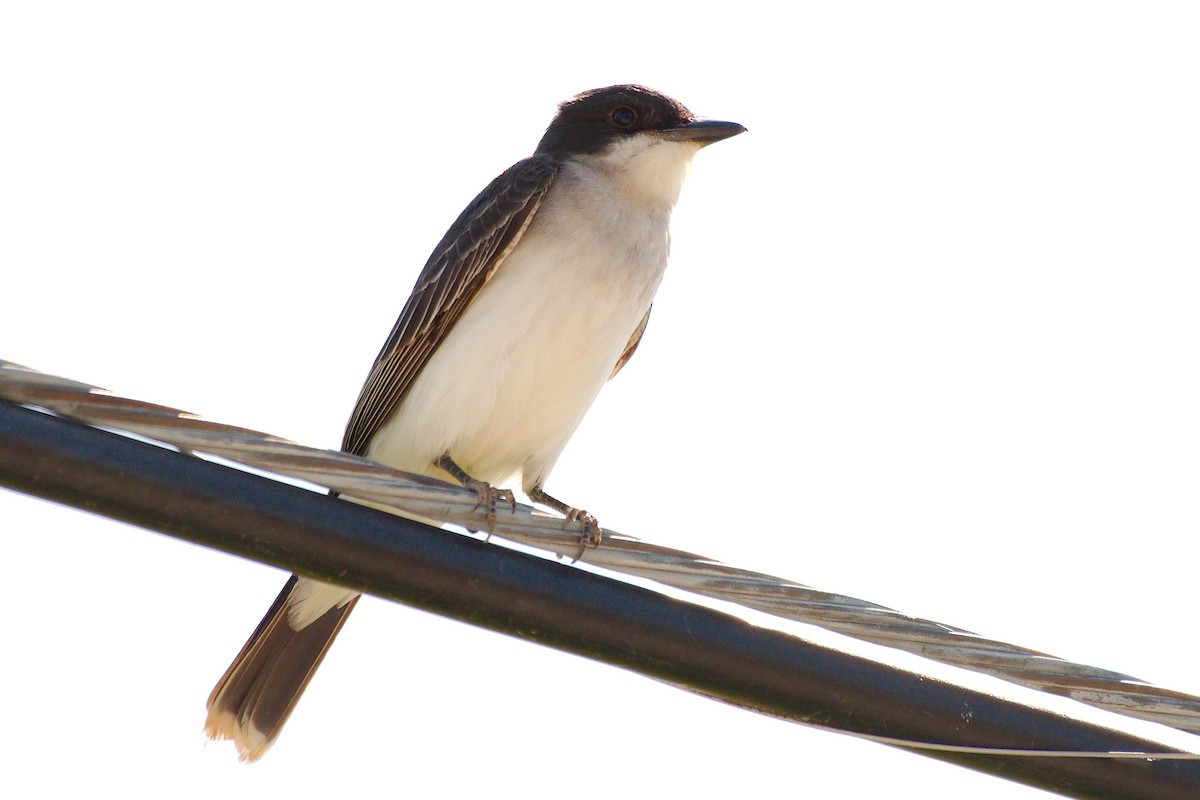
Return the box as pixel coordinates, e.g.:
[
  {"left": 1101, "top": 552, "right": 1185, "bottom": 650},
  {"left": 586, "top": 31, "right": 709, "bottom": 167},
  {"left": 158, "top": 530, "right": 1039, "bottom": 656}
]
[{"left": 366, "top": 189, "right": 671, "bottom": 493}]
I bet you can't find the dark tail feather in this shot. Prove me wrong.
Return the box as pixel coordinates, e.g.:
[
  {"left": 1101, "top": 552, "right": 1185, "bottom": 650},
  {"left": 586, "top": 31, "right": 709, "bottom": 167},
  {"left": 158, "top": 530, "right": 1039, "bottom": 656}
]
[{"left": 205, "top": 576, "right": 358, "bottom": 761}]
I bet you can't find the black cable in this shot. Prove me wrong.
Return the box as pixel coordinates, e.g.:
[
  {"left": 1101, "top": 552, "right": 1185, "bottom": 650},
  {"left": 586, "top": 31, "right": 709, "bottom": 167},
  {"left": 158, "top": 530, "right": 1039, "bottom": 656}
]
[{"left": 2, "top": 400, "right": 1197, "bottom": 799}]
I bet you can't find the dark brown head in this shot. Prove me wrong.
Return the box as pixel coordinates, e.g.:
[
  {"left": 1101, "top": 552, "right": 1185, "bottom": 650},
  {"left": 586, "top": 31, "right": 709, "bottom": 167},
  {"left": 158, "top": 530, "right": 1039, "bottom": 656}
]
[{"left": 535, "top": 85, "right": 744, "bottom": 158}]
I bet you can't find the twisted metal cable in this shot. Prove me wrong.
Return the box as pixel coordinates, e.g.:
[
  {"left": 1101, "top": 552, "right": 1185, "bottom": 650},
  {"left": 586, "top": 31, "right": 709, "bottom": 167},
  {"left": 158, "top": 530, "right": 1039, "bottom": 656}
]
[{"left": 3, "top": 358, "right": 1197, "bottom": 737}]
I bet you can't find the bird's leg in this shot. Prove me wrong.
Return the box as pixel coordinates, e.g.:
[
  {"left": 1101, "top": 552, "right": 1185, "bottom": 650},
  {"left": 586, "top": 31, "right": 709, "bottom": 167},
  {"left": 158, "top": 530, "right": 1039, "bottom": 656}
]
[
  {"left": 528, "top": 484, "right": 603, "bottom": 559},
  {"left": 435, "top": 452, "right": 514, "bottom": 530}
]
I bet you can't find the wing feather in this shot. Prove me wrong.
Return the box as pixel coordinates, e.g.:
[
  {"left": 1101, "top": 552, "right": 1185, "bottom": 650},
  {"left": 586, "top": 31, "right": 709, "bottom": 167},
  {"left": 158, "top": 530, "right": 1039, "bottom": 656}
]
[
  {"left": 609, "top": 306, "right": 652, "bottom": 380},
  {"left": 342, "top": 155, "right": 561, "bottom": 455}
]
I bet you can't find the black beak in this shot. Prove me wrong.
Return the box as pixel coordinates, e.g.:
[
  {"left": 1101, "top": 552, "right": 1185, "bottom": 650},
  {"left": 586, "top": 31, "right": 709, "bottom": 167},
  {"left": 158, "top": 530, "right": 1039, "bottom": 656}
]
[{"left": 657, "top": 119, "right": 747, "bottom": 145}]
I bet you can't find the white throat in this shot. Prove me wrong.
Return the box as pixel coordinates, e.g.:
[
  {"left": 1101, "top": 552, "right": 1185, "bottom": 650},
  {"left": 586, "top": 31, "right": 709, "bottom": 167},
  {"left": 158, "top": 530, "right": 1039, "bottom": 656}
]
[{"left": 577, "top": 134, "right": 703, "bottom": 211}]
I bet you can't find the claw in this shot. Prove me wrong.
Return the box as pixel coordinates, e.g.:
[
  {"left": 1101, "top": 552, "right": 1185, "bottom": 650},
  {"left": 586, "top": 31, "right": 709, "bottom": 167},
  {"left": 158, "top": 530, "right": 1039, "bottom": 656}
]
[
  {"left": 527, "top": 483, "right": 602, "bottom": 561},
  {"left": 436, "top": 452, "right": 514, "bottom": 533},
  {"left": 463, "top": 479, "right": 513, "bottom": 531},
  {"left": 562, "top": 507, "right": 602, "bottom": 562}
]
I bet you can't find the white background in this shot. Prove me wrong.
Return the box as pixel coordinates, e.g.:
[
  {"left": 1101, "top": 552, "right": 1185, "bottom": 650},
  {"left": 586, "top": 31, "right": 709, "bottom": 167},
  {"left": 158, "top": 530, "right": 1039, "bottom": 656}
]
[{"left": 2, "top": 2, "right": 1198, "bottom": 797}]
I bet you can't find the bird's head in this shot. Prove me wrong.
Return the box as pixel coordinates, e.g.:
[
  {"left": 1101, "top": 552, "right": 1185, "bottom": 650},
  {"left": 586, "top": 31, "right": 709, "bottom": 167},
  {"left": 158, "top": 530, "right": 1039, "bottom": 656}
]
[{"left": 536, "top": 85, "right": 745, "bottom": 208}]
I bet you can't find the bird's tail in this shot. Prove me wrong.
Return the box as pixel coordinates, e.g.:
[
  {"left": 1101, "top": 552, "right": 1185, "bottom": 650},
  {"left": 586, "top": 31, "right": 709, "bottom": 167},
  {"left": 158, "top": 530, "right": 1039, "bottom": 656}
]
[{"left": 204, "top": 575, "right": 359, "bottom": 761}]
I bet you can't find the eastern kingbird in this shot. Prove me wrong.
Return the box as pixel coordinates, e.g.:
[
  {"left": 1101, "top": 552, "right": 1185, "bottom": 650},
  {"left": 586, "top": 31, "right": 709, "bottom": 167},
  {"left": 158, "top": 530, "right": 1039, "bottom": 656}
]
[{"left": 204, "top": 84, "right": 744, "bottom": 760}]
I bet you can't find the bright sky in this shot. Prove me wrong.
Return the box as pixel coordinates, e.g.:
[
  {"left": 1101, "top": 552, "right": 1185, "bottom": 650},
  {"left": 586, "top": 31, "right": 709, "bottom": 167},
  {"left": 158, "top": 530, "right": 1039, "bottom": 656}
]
[{"left": 2, "top": 3, "right": 1199, "bottom": 798}]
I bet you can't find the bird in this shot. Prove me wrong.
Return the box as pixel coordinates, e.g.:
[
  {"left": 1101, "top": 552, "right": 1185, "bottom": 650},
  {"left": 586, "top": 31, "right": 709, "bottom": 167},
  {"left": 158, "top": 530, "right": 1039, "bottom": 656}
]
[{"left": 204, "top": 84, "right": 744, "bottom": 761}]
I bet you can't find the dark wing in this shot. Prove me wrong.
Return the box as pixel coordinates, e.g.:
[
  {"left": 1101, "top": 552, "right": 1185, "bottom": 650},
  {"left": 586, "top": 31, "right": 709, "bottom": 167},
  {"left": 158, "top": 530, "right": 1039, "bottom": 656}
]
[
  {"left": 609, "top": 306, "right": 652, "bottom": 380},
  {"left": 342, "top": 155, "right": 562, "bottom": 455}
]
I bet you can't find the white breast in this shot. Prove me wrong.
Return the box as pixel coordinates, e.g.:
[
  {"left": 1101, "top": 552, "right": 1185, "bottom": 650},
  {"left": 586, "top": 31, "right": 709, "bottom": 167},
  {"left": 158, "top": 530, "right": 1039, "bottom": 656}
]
[{"left": 367, "top": 137, "right": 700, "bottom": 493}]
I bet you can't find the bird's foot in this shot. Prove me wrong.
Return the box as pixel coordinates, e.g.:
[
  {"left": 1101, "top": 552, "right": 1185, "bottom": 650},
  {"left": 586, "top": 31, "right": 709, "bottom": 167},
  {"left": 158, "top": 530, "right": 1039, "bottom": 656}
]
[
  {"left": 563, "top": 507, "right": 602, "bottom": 562},
  {"left": 529, "top": 484, "right": 603, "bottom": 561},
  {"left": 464, "top": 478, "right": 515, "bottom": 531},
  {"left": 436, "top": 452, "right": 515, "bottom": 531}
]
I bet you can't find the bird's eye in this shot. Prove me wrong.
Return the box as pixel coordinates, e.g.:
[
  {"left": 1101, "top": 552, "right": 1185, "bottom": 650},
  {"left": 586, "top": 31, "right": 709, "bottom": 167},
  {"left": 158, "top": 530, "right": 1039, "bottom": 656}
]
[{"left": 610, "top": 106, "right": 637, "bottom": 128}]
